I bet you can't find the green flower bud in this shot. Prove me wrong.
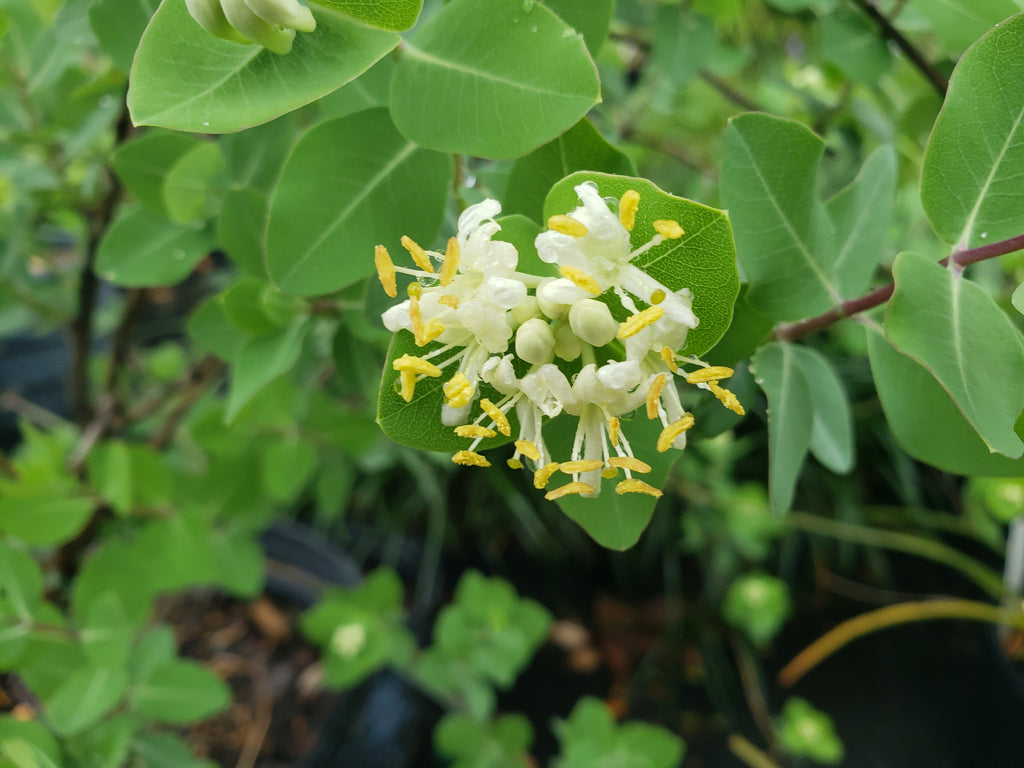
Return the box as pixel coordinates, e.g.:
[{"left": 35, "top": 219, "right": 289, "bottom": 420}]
[
  {"left": 515, "top": 318, "right": 555, "bottom": 365},
  {"left": 222, "top": 0, "right": 297, "bottom": 54},
  {"left": 510, "top": 295, "right": 541, "bottom": 327},
  {"left": 244, "top": 0, "right": 316, "bottom": 33},
  {"left": 568, "top": 298, "right": 618, "bottom": 347}
]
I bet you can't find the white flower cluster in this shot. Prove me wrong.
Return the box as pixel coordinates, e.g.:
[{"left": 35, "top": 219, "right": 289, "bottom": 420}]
[
  {"left": 185, "top": 0, "right": 315, "bottom": 55},
  {"left": 376, "top": 182, "right": 743, "bottom": 501}
]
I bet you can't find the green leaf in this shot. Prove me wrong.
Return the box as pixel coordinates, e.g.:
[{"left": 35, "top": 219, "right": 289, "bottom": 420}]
[
  {"left": 908, "top": 0, "right": 1018, "bottom": 52},
  {"left": 777, "top": 697, "right": 844, "bottom": 765},
  {"left": 44, "top": 666, "right": 128, "bottom": 736},
  {"left": 722, "top": 572, "right": 792, "bottom": 645},
  {"left": 721, "top": 113, "right": 837, "bottom": 320},
  {"left": 886, "top": 252, "right": 1024, "bottom": 458},
  {"left": 544, "top": 172, "right": 740, "bottom": 358},
  {"left": 219, "top": 112, "right": 298, "bottom": 192},
  {"left": 88, "top": 0, "right": 158, "bottom": 73},
  {"left": 161, "top": 141, "right": 227, "bottom": 225},
  {"left": 826, "top": 145, "right": 897, "bottom": 299},
  {"left": 790, "top": 346, "right": 854, "bottom": 474},
  {"left": 435, "top": 713, "right": 533, "bottom": 768},
  {"left": 0, "top": 491, "right": 94, "bottom": 546},
  {"left": 390, "top": 0, "right": 600, "bottom": 159},
  {"left": 820, "top": 10, "right": 891, "bottom": 83},
  {"left": 542, "top": 0, "right": 614, "bottom": 55},
  {"left": 260, "top": 434, "right": 317, "bottom": 501},
  {"left": 652, "top": 8, "right": 715, "bottom": 87},
  {"left": 130, "top": 733, "right": 215, "bottom": 768},
  {"left": 131, "top": 660, "right": 231, "bottom": 723},
  {"left": 503, "top": 118, "right": 635, "bottom": 224},
  {"left": 128, "top": 0, "right": 399, "bottom": 133},
  {"left": 554, "top": 697, "right": 685, "bottom": 768},
  {"left": 62, "top": 714, "right": 136, "bottom": 768},
  {"left": 751, "top": 342, "right": 813, "bottom": 516},
  {"left": 1014, "top": 283, "right": 1024, "bottom": 315},
  {"left": 309, "top": 0, "right": 422, "bottom": 30},
  {"left": 127, "top": 626, "right": 176, "bottom": 684},
  {"left": 265, "top": 108, "right": 451, "bottom": 296},
  {"left": 217, "top": 188, "right": 269, "bottom": 277},
  {"left": 95, "top": 207, "right": 213, "bottom": 287},
  {"left": 867, "top": 326, "right": 1024, "bottom": 476},
  {"left": 220, "top": 279, "right": 286, "bottom": 335},
  {"left": 0, "top": 544, "right": 42, "bottom": 623},
  {"left": 921, "top": 13, "right": 1024, "bottom": 248},
  {"left": 0, "top": 718, "right": 62, "bottom": 768},
  {"left": 79, "top": 591, "right": 134, "bottom": 670},
  {"left": 111, "top": 131, "right": 202, "bottom": 214},
  {"left": 552, "top": 416, "right": 680, "bottom": 550},
  {"left": 225, "top": 317, "right": 312, "bottom": 422}
]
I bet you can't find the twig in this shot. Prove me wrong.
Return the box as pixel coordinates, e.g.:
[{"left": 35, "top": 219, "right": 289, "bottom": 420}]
[
  {"left": 728, "top": 734, "right": 785, "bottom": 768},
  {"left": 0, "top": 391, "right": 67, "bottom": 431},
  {"left": 731, "top": 634, "right": 777, "bottom": 748},
  {"left": 778, "top": 599, "right": 1024, "bottom": 687},
  {"left": 103, "top": 289, "right": 146, "bottom": 397},
  {"left": 700, "top": 70, "right": 763, "bottom": 112},
  {"left": 773, "top": 231, "right": 1024, "bottom": 342},
  {"left": 149, "top": 356, "right": 225, "bottom": 450},
  {"left": 235, "top": 652, "right": 274, "bottom": 768},
  {"left": 850, "top": 0, "right": 948, "bottom": 98}
]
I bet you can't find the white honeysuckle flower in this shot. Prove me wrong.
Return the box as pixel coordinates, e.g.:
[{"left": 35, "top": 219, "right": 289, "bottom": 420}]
[{"left": 376, "top": 185, "right": 745, "bottom": 502}]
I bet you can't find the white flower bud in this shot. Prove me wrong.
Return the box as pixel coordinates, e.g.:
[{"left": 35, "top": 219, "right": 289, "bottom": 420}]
[
  {"left": 553, "top": 322, "right": 581, "bottom": 361},
  {"left": 515, "top": 318, "right": 555, "bottom": 365},
  {"left": 537, "top": 277, "right": 588, "bottom": 319},
  {"left": 510, "top": 295, "right": 541, "bottom": 326},
  {"left": 568, "top": 298, "right": 618, "bottom": 347}
]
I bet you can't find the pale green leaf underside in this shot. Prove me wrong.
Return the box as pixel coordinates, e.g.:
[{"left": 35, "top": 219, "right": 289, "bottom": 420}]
[
  {"left": 1013, "top": 283, "right": 1024, "bottom": 315},
  {"left": 867, "top": 329, "right": 1024, "bottom": 476},
  {"left": 751, "top": 342, "right": 813, "bottom": 516},
  {"left": 128, "top": 0, "right": 398, "bottom": 133},
  {"left": 389, "top": 0, "right": 600, "bottom": 159},
  {"left": 790, "top": 345, "right": 854, "bottom": 474},
  {"left": 921, "top": 12, "right": 1024, "bottom": 249},
  {"left": 721, "top": 113, "right": 837, "bottom": 320},
  {"left": 886, "top": 252, "right": 1024, "bottom": 457},
  {"left": 544, "top": 172, "right": 740, "bottom": 359},
  {"left": 266, "top": 108, "right": 452, "bottom": 296}
]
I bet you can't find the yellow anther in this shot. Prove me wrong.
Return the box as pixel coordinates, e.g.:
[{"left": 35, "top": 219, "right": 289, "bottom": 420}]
[
  {"left": 684, "top": 365, "right": 734, "bottom": 384},
  {"left": 659, "top": 346, "right": 678, "bottom": 373},
  {"left": 439, "top": 294, "right": 460, "bottom": 308},
  {"left": 559, "top": 459, "right": 605, "bottom": 474},
  {"left": 455, "top": 424, "right": 497, "bottom": 439},
  {"left": 392, "top": 354, "right": 442, "bottom": 377},
  {"left": 607, "top": 456, "right": 653, "bottom": 474},
  {"left": 452, "top": 450, "right": 491, "bottom": 468},
  {"left": 649, "top": 289, "right": 666, "bottom": 305},
  {"left": 507, "top": 458, "right": 524, "bottom": 470},
  {"left": 615, "top": 479, "right": 663, "bottom": 498},
  {"left": 514, "top": 440, "right": 541, "bottom": 462},
  {"left": 409, "top": 294, "right": 427, "bottom": 345},
  {"left": 407, "top": 282, "right": 422, "bottom": 298},
  {"left": 480, "top": 398, "right": 511, "bottom": 436},
  {"left": 559, "top": 265, "right": 602, "bottom": 296},
  {"left": 657, "top": 414, "right": 695, "bottom": 452},
  {"left": 398, "top": 370, "right": 416, "bottom": 402},
  {"left": 421, "top": 319, "right": 445, "bottom": 345},
  {"left": 617, "top": 306, "right": 664, "bottom": 339},
  {"left": 440, "top": 237, "right": 459, "bottom": 286},
  {"left": 545, "top": 481, "right": 594, "bottom": 501},
  {"left": 708, "top": 381, "right": 746, "bottom": 415},
  {"left": 547, "top": 214, "right": 589, "bottom": 238},
  {"left": 533, "top": 462, "right": 561, "bottom": 489},
  {"left": 608, "top": 416, "right": 620, "bottom": 447},
  {"left": 374, "top": 245, "right": 397, "bottom": 298},
  {"left": 646, "top": 374, "right": 667, "bottom": 419},
  {"left": 619, "top": 190, "right": 640, "bottom": 231},
  {"left": 653, "top": 219, "right": 684, "bottom": 239},
  {"left": 401, "top": 235, "right": 434, "bottom": 273},
  {"left": 602, "top": 468, "right": 618, "bottom": 479},
  {"left": 443, "top": 373, "right": 474, "bottom": 409}
]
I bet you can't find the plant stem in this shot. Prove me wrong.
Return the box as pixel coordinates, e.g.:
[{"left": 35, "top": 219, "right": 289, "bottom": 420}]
[
  {"left": 773, "top": 231, "right": 1024, "bottom": 342},
  {"left": 778, "top": 599, "right": 1024, "bottom": 686},
  {"left": 787, "top": 511, "right": 1004, "bottom": 598},
  {"left": 728, "top": 735, "right": 784, "bottom": 768},
  {"left": 850, "top": 0, "right": 948, "bottom": 98}
]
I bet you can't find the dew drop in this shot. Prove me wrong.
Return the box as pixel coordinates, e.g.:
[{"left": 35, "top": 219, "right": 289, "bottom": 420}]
[
  {"left": 202, "top": 121, "right": 210, "bottom": 127},
  {"left": 522, "top": 0, "right": 535, "bottom": 11},
  {"left": 981, "top": 232, "right": 988, "bottom": 239}
]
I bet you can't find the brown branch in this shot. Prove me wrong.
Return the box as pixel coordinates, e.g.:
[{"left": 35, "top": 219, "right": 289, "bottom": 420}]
[
  {"left": 773, "top": 231, "right": 1024, "bottom": 342},
  {"left": 850, "top": 0, "right": 948, "bottom": 98},
  {"left": 149, "top": 356, "right": 225, "bottom": 450}
]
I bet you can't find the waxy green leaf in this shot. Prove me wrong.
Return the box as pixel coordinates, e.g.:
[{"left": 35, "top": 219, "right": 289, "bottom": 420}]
[
  {"left": 225, "top": 317, "right": 312, "bottom": 422},
  {"left": 922, "top": 12, "right": 1024, "bottom": 249},
  {"left": 867, "top": 329, "right": 1024, "bottom": 476},
  {"left": 751, "top": 342, "right": 813, "bottom": 516},
  {"left": 95, "top": 208, "right": 213, "bottom": 287},
  {"left": 111, "top": 131, "right": 203, "bottom": 214},
  {"left": 129, "top": 0, "right": 399, "bottom": 133},
  {"left": 886, "top": 252, "right": 1024, "bottom": 458},
  {"left": 721, "top": 113, "right": 837, "bottom": 320},
  {"left": 390, "top": 0, "right": 600, "bottom": 159},
  {"left": 791, "top": 346, "right": 854, "bottom": 474},
  {"left": 504, "top": 119, "right": 635, "bottom": 224},
  {"left": 89, "top": 0, "right": 158, "bottom": 73},
  {"left": 310, "top": 0, "right": 422, "bottom": 31},
  {"left": 544, "top": 172, "right": 740, "bottom": 358},
  {"left": 908, "top": 0, "right": 1018, "bottom": 52},
  {"left": 266, "top": 109, "right": 451, "bottom": 296}
]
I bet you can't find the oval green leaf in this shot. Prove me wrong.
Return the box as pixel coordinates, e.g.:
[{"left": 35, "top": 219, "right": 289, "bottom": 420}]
[
  {"left": 128, "top": 0, "right": 399, "bottom": 133},
  {"left": 266, "top": 108, "right": 452, "bottom": 296},
  {"left": 791, "top": 345, "right": 854, "bottom": 474},
  {"left": 309, "top": 0, "right": 422, "bottom": 31},
  {"left": 95, "top": 207, "right": 213, "bottom": 287},
  {"left": 389, "top": 0, "right": 600, "bottom": 159}
]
